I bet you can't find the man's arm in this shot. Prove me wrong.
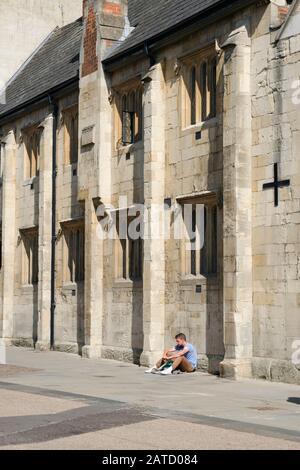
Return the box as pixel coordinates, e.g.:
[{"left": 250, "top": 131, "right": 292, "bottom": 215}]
[
  {"left": 169, "top": 346, "right": 189, "bottom": 359},
  {"left": 162, "top": 348, "right": 176, "bottom": 359}
]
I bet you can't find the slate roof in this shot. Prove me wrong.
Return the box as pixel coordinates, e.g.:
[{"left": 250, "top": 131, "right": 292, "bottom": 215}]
[
  {"left": 128, "top": 0, "right": 146, "bottom": 26},
  {"left": 106, "top": 0, "right": 242, "bottom": 62},
  {"left": 0, "top": 17, "right": 83, "bottom": 119}
]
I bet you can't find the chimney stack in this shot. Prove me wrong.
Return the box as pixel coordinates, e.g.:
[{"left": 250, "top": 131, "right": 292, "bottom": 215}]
[{"left": 81, "top": 0, "right": 129, "bottom": 77}]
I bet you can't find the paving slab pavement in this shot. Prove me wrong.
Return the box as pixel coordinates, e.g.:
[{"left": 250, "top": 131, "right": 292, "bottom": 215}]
[{"left": 0, "top": 346, "right": 299, "bottom": 449}]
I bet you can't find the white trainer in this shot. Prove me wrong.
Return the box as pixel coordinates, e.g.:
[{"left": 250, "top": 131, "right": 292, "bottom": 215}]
[
  {"left": 159, "top": 366, "right": 173, "bottom": 375},
  {"left": 145, "top": 366, "right": 158, "bottom": 374}
]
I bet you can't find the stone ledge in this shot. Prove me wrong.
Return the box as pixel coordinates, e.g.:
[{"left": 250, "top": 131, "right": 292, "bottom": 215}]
[
  {"left": 53, "top": 342, "right": 81, "bottom": 355},
  {"left": 220, "top": 358, "right": 253, "bottom": 380},
  {"left": 35, "top": 341, "right": 51, "bottom": 352},
  {"left": 82, "top": 344, "right": 102, "bottom": 359},
  {"left": 102, "top": 346, "right": 143, "bottom": 366},
  {"left": 11, "top": 338, "right": 34, "bottom": 349},
  {"left": 198, "top": 354, "right": 224, "bottom": 375},
  {"left": 252, "top": 357, "right": 300, "bottom": 385}
]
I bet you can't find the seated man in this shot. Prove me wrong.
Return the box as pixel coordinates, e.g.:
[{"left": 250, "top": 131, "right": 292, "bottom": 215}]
[{"left": 145, "top": 333, "right": 197, "bottom": 375}]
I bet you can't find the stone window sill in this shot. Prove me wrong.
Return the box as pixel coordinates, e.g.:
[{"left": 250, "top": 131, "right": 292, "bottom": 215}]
[
  {"left": 23, "top": 176, "right": 38, "bottom": 187},
  {"left": 63, "top": 163, "right": 78, "bottom": 170},
  {"left": 61, "top": 282, "right": 83, "bottom": 292},
  {"left": 115, "top": 140, "right": 144, "bottom": 156},
  {"left": 180, "top": 274, "right": 219, "bottom": 287},
  {"left": 181, "top": 117, "right": 219, "bottom": 136},
  {"left": 113, "top": 279, "right": 143, "bottom": 288},
  {"left": 21, "top": 284, "right": 37, "bottom": 292}
]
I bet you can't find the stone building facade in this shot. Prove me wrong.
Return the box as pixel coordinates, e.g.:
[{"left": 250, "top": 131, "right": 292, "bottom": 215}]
[{"left": 0, "top": 0, "right": 300, "bottom": 384}]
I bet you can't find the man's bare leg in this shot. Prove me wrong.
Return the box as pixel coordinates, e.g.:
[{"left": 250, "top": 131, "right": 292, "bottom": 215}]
[
  {"left": 171, "top": 356, "right": 194, "bottom": 373},
  {"left": 156, "top": 358, "right": 167, "bottom": 369}
]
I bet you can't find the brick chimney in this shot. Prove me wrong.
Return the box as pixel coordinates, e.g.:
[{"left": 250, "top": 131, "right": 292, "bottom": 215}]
[
  {"left": 79, "top": 0, "right": 130, "bottom": 203},
  {"left": 81, "top": 0, "right": 129, "bottom": 77},
  {"left": 270, "top": 0, "right": 293, "bottom": 30}
]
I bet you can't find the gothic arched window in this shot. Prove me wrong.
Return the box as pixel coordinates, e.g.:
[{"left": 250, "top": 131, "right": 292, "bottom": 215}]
[
  {"left": 190, "top": 66, "right": 197, "bottom": 125},
  {"left": 63, "top": 105, "right": 79, "bottom": 166},
  {"left": 182, "top": 50, "right": 217, "bottom": 127},
  {"left": 116, "top": 85, "right": 143, "bottom": 146},
  {"left": 24, "top": 128, "right": 41, "bottom": 179}
]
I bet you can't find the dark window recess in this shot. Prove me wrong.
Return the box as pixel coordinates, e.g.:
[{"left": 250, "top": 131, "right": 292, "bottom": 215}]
[
  {"left": 210, "top": 58, "right": 217, "bottom": 119},
  {"left": 191, "top": 207, "right": 197, "bottom": 276},
  {"left": 190, "top": 67, "right": 196, "bottom": 126},
  {"left": 129, "top": 236, "right": 143, "bottom": 281},
  {"left": 184, "top": 203, "right": 217, "bottom": 277},
  {"left": 200, "top": 62, "right": 207, "bottom": 121},
  {"left": 200, "top": 206, "right": 207, "bottom": 275},
  {"left": 22, "top": 229, "right": 39, "bottom": 285},
  {"left": 164, "top": 198, "right": 172, "bottom": 208},
  {"left": 211, "top": 205, "right": 218, "bottom": 273},
  {"left": 65, "top": 226, "right": 85, "bottom": 283},
  {"left": 122, "top": 111, "right": 135, "bottom": 145}
]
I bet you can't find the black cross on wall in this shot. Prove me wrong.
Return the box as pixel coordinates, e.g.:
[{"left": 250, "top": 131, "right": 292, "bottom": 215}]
[{"left": 263, "top": 163, "right": 290, "bottom": 207}]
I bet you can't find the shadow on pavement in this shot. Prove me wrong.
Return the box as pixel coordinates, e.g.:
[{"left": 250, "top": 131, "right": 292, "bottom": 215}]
[{"left": 287, "top": 397, "right": 300, "bottom": 405}]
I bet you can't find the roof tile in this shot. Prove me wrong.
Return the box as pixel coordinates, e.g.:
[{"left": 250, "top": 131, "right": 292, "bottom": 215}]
[
  {"left": 0, "top": 18, "right": 83, "bottom": 118},
  {"left": 106, "top": 0, "right": 226, "bottom": 60}
]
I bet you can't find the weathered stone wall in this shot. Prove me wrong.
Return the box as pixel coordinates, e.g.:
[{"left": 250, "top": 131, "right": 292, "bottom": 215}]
[
  {"left": 161, "top": 24, "right": 224, "bottom": 374},
  {"left": 101, "top": 1, "right": 300, "bottom": 383},
  {"left": 251, "top": 0, "right": 300, "bottom": 383},
  {"left": 100, "top": 56, "right": 147, "bottom": 363},
  {"left": 103, "top": 4, "right": 258, "bottom": 373},
  {"left": 54, "top": 92, "right": 85, "bottom": 353},
  {"left": 10, "top": 106, "right": 48, "bottom": 347},
  {"left": 0, "top": 0, "right": 82, "bottom": 86},
  {"left": 0, "top": 90, "right": 83, "bottom": 351},
  {"left": 1, "top": 0, "right": 300, "bottom": 385}
]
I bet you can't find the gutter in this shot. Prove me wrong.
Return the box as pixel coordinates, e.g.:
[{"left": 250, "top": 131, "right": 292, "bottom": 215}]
[
  {"left": 144, "top": 41, "right": 155, "bottom": 67},
  {"left": 0, "top": 77, "right": 79, "bottom": 126},
  {"left": 48, "top": 95, "right": 58, "bottom": 350}
]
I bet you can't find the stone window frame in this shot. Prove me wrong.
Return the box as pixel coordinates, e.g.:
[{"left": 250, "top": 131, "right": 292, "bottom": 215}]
[
  {"left": 61, "top": 219, "right": 85, "bottom": 284},
  {"left": 113, "top": 78, "right": 143, "bottom": 148},
  {"left": 178, "top": 193, "right": 218, "bottom": 279},
  {"left": 180, "top": 45, "right": 217, "bottom": 129},
  {"left": 114, "top": 209, "right": 143, "bottom": 282},
  {"left": 22, "top": 126, "right": 42, "bottom": 180},
  {"left": 62, "top": 104, "right": 79, "bottom": 166},
  {"left": 20, "top": 226, "right": 39, "bottom": 286}
]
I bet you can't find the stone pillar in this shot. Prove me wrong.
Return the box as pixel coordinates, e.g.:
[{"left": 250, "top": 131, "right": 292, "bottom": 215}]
[
  {"left": 0, "top": 130, "right": 16, "bottom": 343},
  {"left": 35, "top": 115, "right": 53, "bottom": 351},
  {"left": 79, "top": 0, "right": 129, "bottom": 358},
  {"left": 82, "top": 198, "right": 103, "bottom": 359},
  {"left": 140, "top": 63, "right": 166, "bottom": 367},
  {"left": 219, "top": 26, "right": 253, "bottom": 379}
]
